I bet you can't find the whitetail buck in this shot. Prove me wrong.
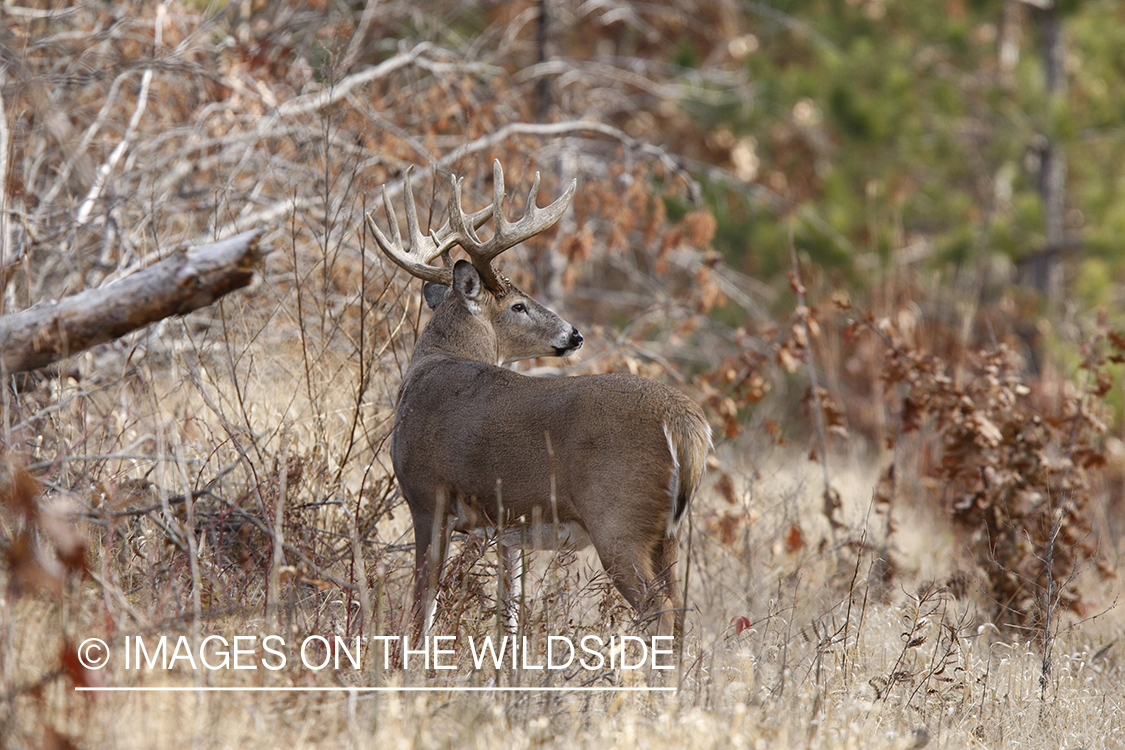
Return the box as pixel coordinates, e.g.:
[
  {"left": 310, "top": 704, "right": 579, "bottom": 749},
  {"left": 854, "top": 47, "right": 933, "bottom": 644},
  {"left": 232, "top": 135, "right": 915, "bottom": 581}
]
[{"left": 367, "top": 161, "right": 711, "bottom": 640}]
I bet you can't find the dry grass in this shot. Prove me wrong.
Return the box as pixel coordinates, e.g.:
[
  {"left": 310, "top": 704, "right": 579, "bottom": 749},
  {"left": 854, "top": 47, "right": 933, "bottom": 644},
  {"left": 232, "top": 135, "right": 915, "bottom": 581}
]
[{"left": 3, "top": 403, "right": 1123, "bottom": 748}]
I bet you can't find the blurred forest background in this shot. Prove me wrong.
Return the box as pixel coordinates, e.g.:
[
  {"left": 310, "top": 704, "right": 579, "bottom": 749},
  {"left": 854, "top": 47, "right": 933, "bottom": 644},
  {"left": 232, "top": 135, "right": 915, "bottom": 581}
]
[{"left": 2, "top": 1, "right": 1124, "bottom": 748}]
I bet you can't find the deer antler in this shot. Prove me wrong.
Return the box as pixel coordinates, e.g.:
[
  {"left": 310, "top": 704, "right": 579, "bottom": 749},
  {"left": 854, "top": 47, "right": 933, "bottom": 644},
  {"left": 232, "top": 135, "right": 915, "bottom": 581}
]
[
  {"left": 366, "top": 166, "right": 493, "bottom": 287},
  {"left": 451, "top": 160, "right": 577, "bottom": 293},
  {"left": 367, "top": 160, "right": 577, "bottom": 293}
]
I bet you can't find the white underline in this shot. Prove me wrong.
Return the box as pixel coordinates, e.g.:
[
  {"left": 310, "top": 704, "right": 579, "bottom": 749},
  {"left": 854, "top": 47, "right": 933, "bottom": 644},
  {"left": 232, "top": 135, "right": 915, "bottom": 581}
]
[{"left": 75, "top": 686, "right": 674, "bottom": 693}]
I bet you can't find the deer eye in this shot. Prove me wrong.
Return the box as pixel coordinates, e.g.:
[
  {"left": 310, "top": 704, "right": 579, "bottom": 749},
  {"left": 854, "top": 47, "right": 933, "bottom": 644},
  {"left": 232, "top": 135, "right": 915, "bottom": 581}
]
[{"left": 512, "top": 303, "right": 527, "bottom": 314}]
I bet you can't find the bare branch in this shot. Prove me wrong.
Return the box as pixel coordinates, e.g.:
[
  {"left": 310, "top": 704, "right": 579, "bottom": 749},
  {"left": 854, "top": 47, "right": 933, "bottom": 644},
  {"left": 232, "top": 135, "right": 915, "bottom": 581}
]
[
  {"left": 0, "top": 228, "right": 271, "bottom": 374},
  {"left": 74, "top": 4, "right": 165, "bottom": 226}
]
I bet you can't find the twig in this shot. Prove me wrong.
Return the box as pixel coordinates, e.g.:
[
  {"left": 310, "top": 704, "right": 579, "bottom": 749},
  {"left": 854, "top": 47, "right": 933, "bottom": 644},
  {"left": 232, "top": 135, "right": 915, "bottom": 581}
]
[
  {"left": 0, "top": 68, "right": 11, "bottom": 314},
  {"left": 338, "top": 0, "right": 384, "bottom": 74},
  {"left": 269, "top": 41, "right": 440, "bottom": 124},
  {"left": 169, "top": 434, "right": 204, "bottom": 653},
  {"left": 36, "top": 70, "right": 131, "bottom": 215},
  {"left": 787, "top": 222, "right": 840, "bottom": 537},
  {"left": 267, "top": 431, "right": 290, "bottom": 632},
  {"left": 75, "top": 4, "right": 166, "bottom": 225}
]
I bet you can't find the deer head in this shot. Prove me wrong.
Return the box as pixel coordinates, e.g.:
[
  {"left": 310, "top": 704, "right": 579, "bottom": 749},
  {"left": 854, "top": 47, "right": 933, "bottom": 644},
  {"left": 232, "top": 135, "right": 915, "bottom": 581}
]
[{"left": 366, "top": 160, "right": 581, "bottom": 364}]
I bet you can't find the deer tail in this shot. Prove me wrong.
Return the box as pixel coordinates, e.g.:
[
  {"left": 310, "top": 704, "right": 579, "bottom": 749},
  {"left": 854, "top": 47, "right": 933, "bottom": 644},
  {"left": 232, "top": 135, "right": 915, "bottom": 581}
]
[{"left": 664, "top": 407, "right": 712, "bottom": 537}]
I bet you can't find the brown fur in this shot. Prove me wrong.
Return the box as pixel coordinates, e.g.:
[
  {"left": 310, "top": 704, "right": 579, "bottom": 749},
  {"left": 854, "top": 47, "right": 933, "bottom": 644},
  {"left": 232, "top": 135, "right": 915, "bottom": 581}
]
[{"left": 393, "top": 260, "right": 711, "bottom": 640}]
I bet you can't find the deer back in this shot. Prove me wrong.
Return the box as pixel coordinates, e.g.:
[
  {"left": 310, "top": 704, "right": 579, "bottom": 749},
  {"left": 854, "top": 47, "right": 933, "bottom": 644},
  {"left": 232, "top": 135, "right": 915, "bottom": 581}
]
[{"left": 394, "top": 361, "right": 707, "bottom": 531}]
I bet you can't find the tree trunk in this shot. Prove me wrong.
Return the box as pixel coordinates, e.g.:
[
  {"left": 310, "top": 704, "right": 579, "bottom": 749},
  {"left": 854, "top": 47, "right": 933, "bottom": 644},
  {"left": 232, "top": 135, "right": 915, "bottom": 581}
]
[
  {"left": 1031, "top": 3, "right": 1068, "bottom": 303},
  {"left": 0, "top": 229, "right": 270, "bottom": 374}
]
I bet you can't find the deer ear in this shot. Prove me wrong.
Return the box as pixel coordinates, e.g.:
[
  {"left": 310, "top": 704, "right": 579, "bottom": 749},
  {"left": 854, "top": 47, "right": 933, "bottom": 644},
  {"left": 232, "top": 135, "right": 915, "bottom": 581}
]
[
  {"left": 452, "top": 259, "right": 484, "bottom": 304},
  {"left": 422, "top": 282, "right": 449, "bottom": 310}
]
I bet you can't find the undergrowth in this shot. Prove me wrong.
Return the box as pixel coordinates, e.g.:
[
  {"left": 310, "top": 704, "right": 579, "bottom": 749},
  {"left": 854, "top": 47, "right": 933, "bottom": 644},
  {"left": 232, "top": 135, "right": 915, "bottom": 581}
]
[{"left": 2, "top": 3, "right": 1123, "bottom": 749}]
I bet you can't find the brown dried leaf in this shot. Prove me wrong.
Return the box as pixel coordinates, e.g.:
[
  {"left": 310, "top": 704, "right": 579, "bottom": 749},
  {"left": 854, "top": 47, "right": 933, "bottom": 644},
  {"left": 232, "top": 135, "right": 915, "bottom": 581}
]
[
  {"left": 716, "top": 512, "right": 741, "bottom": 545},
  {"left": 777, "top": 343, "right": 801, "bottom": 373},
  {"left": 4, "top": 532, "right": 65, "bottom": 597},
  {"left": 60, "top": 639, "right": 105, "bottom": 691},
  {"left": 715, "top": 472, "right": 737, "bottom": 505},
  {"left": 784, "top": 523, "right": 805, "bottom": 554},
  {"left": 0, "top": 460, "right": 41, "bottom": 521},
  {"left": 874, "top": 464, "right": 895, "bottom": 506}
]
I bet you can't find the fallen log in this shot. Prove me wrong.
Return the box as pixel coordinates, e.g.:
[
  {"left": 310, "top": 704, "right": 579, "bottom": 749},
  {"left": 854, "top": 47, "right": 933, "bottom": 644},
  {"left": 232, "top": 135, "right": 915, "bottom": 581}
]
[{"left": 0, "top": 229, "right": 270, "bottom": 374}]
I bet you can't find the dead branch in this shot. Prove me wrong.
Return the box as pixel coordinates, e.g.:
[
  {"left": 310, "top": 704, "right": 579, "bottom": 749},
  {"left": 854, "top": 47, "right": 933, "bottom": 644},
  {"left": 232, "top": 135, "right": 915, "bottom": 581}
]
[{"left": 0, "top": 228, "right": 270, "bottom": 374}]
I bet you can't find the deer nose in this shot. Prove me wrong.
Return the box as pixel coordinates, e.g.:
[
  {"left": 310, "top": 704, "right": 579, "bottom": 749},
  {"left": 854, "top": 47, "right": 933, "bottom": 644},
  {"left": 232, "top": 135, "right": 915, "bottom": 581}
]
[{"left": 556, "top": 327, "right": 583, "bottom": 356}]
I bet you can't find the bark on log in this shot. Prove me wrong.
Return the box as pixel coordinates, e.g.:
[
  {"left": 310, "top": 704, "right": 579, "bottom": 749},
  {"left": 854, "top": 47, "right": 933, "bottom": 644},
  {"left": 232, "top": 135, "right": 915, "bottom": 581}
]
[{"left": 0, "top": 229, "right": 270, "bottom": 374}]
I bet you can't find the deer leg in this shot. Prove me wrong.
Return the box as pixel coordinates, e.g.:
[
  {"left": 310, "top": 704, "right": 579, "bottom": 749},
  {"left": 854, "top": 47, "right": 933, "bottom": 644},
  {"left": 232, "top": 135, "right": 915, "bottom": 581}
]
[
  {"left": 411, "top": 490, "right": 451, "bottom": 641},
  {"left": 653, "top": 532, "right": 683, "bottom": 640},
  {"left": 498, "top": 545, "right": 524, "bottom": 634},
  {"left": 591, "top": 527, "right": 668, "bottom": 635},
  {"left": 413, "top": 520, "right": 450, "bottom": 640}
]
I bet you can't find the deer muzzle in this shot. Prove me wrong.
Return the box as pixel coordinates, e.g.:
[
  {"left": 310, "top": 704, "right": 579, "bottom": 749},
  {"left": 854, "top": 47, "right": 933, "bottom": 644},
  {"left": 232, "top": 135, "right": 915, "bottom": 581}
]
[{"left": 556, "top": 327, "right": 583, "bottom": 356}]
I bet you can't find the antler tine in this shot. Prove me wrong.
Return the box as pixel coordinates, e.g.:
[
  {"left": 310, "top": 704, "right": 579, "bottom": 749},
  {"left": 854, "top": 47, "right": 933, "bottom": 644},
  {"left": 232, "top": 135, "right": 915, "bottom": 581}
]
[
  {"left": 366, "top": 167, "right": 453, "bottom": 286},
  {"left": 450, "top": 159, "right": 577, "bottom": 292},
  {"left": 370, "top": 162, "right": 574, "bottom": 293},
  {"left": 432, "top": 174, "right": 492, "bottom": 259}
]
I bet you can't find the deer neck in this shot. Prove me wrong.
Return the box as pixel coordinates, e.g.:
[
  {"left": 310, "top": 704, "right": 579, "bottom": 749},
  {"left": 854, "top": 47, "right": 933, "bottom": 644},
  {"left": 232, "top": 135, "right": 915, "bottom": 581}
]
[{"left": 410, "top": 297, "right": 499, "bottom": 366}]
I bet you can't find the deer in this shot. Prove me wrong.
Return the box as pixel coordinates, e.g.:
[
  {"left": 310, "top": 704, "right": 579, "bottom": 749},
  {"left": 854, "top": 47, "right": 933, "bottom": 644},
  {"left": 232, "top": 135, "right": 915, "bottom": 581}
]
[{"left": 366, "top": 160, "right": 711, "bottom": 642}]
